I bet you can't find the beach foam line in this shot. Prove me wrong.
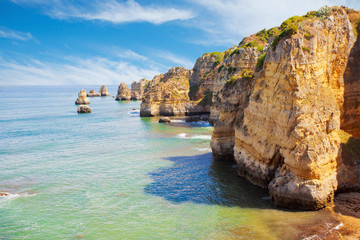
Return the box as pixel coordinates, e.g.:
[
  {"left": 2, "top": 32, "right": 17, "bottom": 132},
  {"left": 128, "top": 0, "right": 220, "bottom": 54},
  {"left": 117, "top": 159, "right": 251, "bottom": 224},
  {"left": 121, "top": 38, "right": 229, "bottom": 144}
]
[
  {"left": 0, "top": 192, "right": 37, "bottom": 202},
  {"left": 195, "top": 148, "right": 212, "bottom": 152},
  {"left": 177, "top": 133, "right": 211, "bottom": 140},
  {"left": 171, "top": 120, "right": 186, "bottom": 123}
]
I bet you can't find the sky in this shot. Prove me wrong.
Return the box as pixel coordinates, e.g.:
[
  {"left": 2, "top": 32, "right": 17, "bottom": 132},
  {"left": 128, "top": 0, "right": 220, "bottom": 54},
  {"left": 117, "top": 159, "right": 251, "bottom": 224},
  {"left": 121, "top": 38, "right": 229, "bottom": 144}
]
[{"left": 0, "top": 0, "right": 360, "bottom": 85}]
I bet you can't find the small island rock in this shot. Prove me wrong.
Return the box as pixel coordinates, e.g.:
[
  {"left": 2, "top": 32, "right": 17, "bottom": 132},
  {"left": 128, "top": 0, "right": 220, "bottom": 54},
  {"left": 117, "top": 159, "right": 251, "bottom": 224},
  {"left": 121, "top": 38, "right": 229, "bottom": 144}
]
[
  {"left": 77, "top": 105, "right": 92, "bottom": 113},
  {"left": 99, "top": 85, "right": 110, "bottom": 96},
  {"left": 159, "top": 117, "right": 171, "bottom": 123},
  {"left": 115, "top": 82, "right": 131, "bottom": 100},
  {"left": 87, "top": 89, "right": 101, "bottom": 97},
  {"left": 75, "top": 90, "right": 90, "bottom": 105}
]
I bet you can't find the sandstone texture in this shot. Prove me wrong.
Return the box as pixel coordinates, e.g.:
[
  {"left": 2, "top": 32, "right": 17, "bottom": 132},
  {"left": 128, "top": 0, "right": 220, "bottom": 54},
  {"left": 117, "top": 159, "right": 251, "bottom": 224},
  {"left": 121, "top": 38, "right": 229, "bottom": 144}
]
[
  {"left": 131, "top": 79, "right": 147, "bottom": 100},
  {"left": 87, "top": 89, "right": 101, "bottom": 97},
  {"left": 115, "top": 82, "right": 131, "bottom": 101},
  {"left": 75, "top": 89, "right": 90, "bottom": 105},
  {"left": 99, "top": 85, "right": 110, "bottom": 96},
  {"left": 211, "top": 7, "right": 360, "bottom": 210},
  {"left": 77, "top": 105, "right": 92, "bottom": 113}
]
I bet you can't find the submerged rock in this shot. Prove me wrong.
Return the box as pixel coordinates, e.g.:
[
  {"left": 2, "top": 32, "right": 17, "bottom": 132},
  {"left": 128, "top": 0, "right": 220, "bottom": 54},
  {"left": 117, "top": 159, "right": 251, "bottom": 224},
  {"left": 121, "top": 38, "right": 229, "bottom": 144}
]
[
  {"left": 87, "top": 89, "right": 101, "bottom": 97},
  {"left": 115, "top": 82, "right": 131, "bottom": 100},
  {"left": 77, "top": 105, "right": 92, "bottom": 113},
  {"left": 75, "top": 90, "right": 90, "bottom": 105},
  {"left": 159, "top": 117, "right": 171, "bottom": 123},
  {"left": 99, "top": 85, "right": 110, "bottom": 96}
]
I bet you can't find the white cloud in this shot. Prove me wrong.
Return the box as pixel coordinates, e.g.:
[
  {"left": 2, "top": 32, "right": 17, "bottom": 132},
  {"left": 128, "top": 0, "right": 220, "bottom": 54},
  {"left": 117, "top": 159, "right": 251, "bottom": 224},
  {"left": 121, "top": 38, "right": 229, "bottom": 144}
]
[
  {"left": 0, "top": 26, "right": 32, "bottom": 41},
  {"left": 154, "top": 50, "right": 194, "bottom": 69},
  {"left": 187, "top": 0, "right": 360, "bottom": 45},
  {"left": 11, "top": 0, "right": 195, "bottom": 24},
  {"left": 0, "top": 56, "right": 160, "bottom": 85}
]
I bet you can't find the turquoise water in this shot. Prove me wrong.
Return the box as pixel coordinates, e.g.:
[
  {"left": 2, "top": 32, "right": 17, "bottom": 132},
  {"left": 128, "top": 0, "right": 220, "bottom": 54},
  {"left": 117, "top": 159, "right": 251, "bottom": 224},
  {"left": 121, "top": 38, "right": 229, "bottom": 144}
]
[{"left": 0, "top": 86, "right": 341, "bottom": 240}]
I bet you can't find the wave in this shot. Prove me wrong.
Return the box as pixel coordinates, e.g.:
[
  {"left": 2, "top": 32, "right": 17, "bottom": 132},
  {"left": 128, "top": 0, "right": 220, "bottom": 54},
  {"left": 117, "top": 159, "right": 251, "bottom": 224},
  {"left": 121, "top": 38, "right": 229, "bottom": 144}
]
[
  {"left": 177, "top": 133, "right": 211, "bottom": 140},
  {"left": 0, "top": 192, "right": 37, "bottom": 202},
  {"left": 195, "top": 148, "right": 212, "bottom": 152},
  {"left": 171, "top": 120, "right": 186, "bottom": 123}
]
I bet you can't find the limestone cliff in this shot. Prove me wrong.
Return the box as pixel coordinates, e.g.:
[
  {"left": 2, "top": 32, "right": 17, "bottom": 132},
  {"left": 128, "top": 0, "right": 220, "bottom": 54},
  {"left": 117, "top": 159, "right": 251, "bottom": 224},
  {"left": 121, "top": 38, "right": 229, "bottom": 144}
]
[
  {"left": 115, "top": 82, "right": 131, "bottom": 101},
  {"left": 140, "top": 42, "right": 260, "bottom": 118},
  {"left": 131, "top": 79, "right": 147, "bottom": 100},
  {"left": 211, "top": 6, "right": 360, "bottom": 210},
  {"left": 140, "top": 67, "right": 191, "bottom": 117}
]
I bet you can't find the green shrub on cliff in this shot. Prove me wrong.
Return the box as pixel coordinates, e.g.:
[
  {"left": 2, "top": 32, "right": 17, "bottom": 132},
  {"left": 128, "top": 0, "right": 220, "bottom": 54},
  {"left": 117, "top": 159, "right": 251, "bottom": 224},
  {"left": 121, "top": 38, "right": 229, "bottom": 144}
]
[
  {"left": 189, "top": 85, "right": 199, "bottom": 100},
  {"left": 198, "top": 91, "right": 213, "bottom": 106},
  {"left": 256, "top": 28, "right": 269, "bottom": 42},
  {"left": 240, "top": 41, "right": 263, "bottom": 52},
  {"left": 256, "top": 53, "right": 267, "bottom": 70},
  {"left": 242, "top": 69, "right": 254, "bottom": 79},
  {"left": 227, "top": 66, "right": 236, "bottom": 75},
  {"left": 230, "top": 48, "right": 239, "bottom": 57}
]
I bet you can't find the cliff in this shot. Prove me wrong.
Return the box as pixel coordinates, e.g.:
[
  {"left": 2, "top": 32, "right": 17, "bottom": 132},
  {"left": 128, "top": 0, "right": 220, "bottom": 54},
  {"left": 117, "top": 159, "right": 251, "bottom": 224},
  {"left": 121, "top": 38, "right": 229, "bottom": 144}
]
[
  {"left": 140, "top": 67, "right": 191, "bottom": 116},
  {"left": 211, "top": 6, "right": 360, "bottom": 210},
  {"left": 115, "top": 82, "right": 131, "bottom": 101},
  {"left": 140, "top": 40, "right": 260, "bottom": 117},
  {"left": 131, "top": 79, "right": 147, "bottom": 100}
]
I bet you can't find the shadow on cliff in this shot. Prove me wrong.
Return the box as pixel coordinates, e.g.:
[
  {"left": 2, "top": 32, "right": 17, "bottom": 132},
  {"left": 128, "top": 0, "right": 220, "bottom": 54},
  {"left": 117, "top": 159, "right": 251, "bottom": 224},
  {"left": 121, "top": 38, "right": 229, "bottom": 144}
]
[{"left": 144, "top": 153, "right": 275, "bottom": 209}]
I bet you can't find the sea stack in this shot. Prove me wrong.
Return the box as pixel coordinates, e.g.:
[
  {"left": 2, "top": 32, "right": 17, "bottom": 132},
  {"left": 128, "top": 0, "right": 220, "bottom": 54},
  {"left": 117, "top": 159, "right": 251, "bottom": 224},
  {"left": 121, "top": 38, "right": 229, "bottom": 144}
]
[
  {"left": 77, "top": 105, "right": 92, "bottom": 113},
  {"left": 115, "top": 82, "right": 131, "bottom": 100},
  {"left": 99, "top": 85, "right": 110, "bottom": 96},
  {"left": 87, "top": 89, "right": 101, "bottom": 97},
  {"left": 131, "top": 78, "right": 148, "bottom": 100},
  {"left": 75, "top": 89, "right": 90, "bottom": 105}
]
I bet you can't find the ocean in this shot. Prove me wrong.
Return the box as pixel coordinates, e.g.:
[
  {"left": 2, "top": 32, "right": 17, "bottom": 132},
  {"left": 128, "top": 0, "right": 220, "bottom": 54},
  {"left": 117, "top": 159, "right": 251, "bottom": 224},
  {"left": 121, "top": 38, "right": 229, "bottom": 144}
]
[{"left": 0, "top": 86, "right": 342, "bottom": 239}]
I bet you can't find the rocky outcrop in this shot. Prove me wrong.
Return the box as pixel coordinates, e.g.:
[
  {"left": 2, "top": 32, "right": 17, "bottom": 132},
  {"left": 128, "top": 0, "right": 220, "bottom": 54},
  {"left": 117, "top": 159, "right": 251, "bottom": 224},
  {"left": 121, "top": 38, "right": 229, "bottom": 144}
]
[
  {"left": 77, "top": 105, "right": 92, "bottom": 113},
  {"left": 75, "top": 90, "right": 90, "bottom": 105},
  {"left": 115, "top": 82, "right": 131, "bottom": 100},
  {"left": 87, "top": 89, "right": 101, "bottom": 97},
  {"left": 140, "top": 67, "right": 192, "bottom": 117},
  {"left": 140, "top": 44, "right": 259, "bottom": 118},
  {"left": 211, "top": 7, "right": 360, "bottom": 210},
  {"left": 131, "top": 79, "right": 147, "bottom": 100},
  {"left": 159, "top": 117, "right": 171, "bottom": 123},
  {"left": 99, "top": 85, "right": 110, "bottom": 96}
]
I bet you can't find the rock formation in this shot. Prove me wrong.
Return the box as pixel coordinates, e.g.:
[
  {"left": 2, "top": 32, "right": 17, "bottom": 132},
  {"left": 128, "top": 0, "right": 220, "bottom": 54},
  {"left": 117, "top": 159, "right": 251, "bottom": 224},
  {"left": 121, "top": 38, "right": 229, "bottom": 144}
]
[
  {"left": 211, "top": 6, "right": 360, "bottom": 210},
  {"left": 138, "top": 6, "right": 360, "bottom": 210},
  {"left": 87, "top": 89, "right": 101, "bottom": 97},
  {"left": 75, "top": 90, "right": 90, "bottom": 105},
  {"left": 115, "top": 82, "right": 131, "bottom": 101},
  {"left": 131, "top": 79, "right": 147, "bottom": 100},
  {"left": 77, "top": 105, "right": 92, "bottom": 113},
  {"left": 140, "top": 67, "right": 192, "bottom": 117},
  {"left": 99, "top": 85, "right": 110, "bottom": 96},
  {"left": 159, "top": 117, "right": 171, "bottom": 123},
  {"left": 0, "top": 192, "right": 10, "bottom": 197}
]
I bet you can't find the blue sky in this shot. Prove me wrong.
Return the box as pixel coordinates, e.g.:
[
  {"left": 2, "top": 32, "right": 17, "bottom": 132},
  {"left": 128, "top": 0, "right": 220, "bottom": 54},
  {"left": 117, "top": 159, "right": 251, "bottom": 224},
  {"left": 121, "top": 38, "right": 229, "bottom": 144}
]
[{"left": 0, "top": 0, "right": 359, "bottom": 85}]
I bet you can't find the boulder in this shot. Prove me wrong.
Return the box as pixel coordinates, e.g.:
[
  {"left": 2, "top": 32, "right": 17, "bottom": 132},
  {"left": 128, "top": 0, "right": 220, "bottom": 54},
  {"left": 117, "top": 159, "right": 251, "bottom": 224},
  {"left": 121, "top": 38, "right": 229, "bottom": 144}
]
[
  {"left": 77, "top": 105, "right": 92, "bottom": 113},
  {"left": 87, "top": 89, "right": 101, "bottom": 97},
  {"left": 159, "top": 117, "right": 171, "bottom": 123}
]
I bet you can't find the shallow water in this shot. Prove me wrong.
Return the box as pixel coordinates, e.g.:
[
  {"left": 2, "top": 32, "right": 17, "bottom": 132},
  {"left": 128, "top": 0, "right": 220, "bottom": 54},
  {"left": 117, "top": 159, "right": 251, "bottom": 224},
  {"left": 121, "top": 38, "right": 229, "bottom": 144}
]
[{"left": 0, "top": 86, "right": 341, "bottom": 239}]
